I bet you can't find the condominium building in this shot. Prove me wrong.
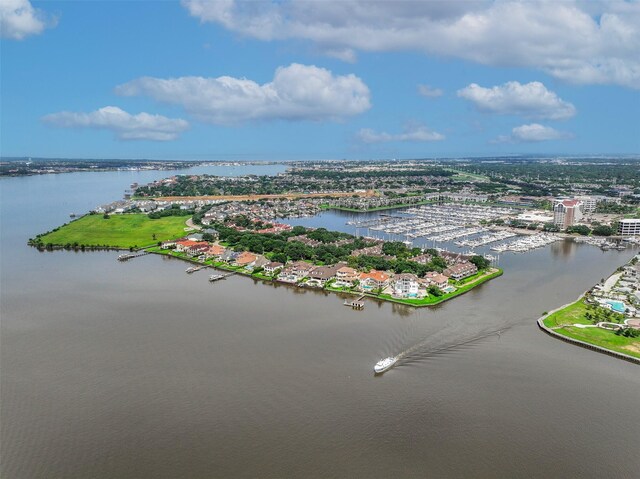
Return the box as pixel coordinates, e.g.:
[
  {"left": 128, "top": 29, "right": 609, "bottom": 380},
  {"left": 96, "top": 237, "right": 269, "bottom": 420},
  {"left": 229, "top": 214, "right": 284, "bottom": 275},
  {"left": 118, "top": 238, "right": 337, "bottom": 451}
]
[{"left": 553, "top": 199, "right": 584, "bottom": 228}]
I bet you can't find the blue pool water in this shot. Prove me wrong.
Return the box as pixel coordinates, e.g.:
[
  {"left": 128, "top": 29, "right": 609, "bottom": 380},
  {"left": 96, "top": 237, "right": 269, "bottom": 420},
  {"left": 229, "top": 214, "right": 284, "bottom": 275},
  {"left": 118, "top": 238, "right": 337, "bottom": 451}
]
[{"left": 607, "top": 300, "right": 626, "bottom": 313}]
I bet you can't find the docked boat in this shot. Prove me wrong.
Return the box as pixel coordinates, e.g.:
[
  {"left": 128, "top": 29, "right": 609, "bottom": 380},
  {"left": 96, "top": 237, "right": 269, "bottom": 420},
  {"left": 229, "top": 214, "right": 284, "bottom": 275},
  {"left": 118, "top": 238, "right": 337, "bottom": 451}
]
[{"left": 374, "top": 356, "right": 397, "bottom": 374}]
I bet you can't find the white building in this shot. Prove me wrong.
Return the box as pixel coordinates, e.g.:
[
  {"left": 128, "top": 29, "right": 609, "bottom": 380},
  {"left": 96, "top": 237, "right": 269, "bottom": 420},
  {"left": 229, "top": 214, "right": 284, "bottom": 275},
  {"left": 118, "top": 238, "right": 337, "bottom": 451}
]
[
  {"left": 573, "top": 196, "right": 598, "bottom": 213},
  {"left": 553, "top": 199, "right": 584, "bottom": 228},
  {"left": 618, "top": 219, "right": 640, "bottom": 236}
]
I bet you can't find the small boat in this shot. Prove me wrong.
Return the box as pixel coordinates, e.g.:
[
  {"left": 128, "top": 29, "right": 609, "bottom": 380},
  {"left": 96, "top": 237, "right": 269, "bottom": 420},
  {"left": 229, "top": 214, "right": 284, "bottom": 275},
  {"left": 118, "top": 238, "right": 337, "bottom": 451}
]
[
  {"left": 69, "top": 213, "right": 76, "bottom": 218},
  {"left": 374, "top": 356, "right": 397, "bottom": 374}
]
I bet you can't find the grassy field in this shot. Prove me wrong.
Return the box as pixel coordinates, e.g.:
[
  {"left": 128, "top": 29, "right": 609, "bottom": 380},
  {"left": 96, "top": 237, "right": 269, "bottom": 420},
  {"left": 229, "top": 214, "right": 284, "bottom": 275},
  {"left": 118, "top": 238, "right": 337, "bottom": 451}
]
[
  {"left": 543, "top": 299, "right": 640, "bottom": 359},
  {"left": 37, "top": 214, "right": 189, "bottom": 249}
]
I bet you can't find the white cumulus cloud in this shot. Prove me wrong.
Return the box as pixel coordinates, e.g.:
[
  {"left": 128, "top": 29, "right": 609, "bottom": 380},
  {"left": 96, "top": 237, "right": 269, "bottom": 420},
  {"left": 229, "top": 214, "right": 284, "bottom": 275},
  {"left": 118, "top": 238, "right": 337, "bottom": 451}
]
[
  {"left": 115, "top": 63, "right": 371, "bottom": 125},
  {"left": 42, "top": 106, "right": 189, "bottom": 141},
  {"left": 1, "top": 0, "right": 55, "bottom": 40},
  {"left": 181, "top": 0, "right": 640, "bottom": 89},
  {"left": 494, "top": 123, "right": 572, "bottom": 143},
  {"left": 357, "top": 125, "right": 444, "bottom": 143},
  {"left": 457, "top": 81, "right": 576, "bottom": 120},
  {"left": 418, "top": 84, "right": 443, "bottom": 98}
]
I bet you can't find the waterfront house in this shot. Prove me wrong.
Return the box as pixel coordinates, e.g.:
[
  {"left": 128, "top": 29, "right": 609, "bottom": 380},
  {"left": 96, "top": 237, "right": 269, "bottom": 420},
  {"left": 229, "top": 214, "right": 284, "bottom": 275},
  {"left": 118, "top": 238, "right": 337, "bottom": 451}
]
[
  {"left": 175, "top": 239, "right": 198, "bottom": 252},
  {"left": 175, "top": 240, "right": 209, "bottom": 256},
  {"left": 205, "top": 244, "right": 226, "bottom": 260},
  {"left": 279, "top": 261, "right": 314, "bottom": 283},
  {"left": 393, "top": 273, "right": 421, "bottom": 297},
  {"left": 334, "top": 266, "right": 359, "bottom": 287},
  {"left": 252, "top": 255, "right": 270, "bottom": 270},
  {"left": 358, "top": 270, "right": 391, "bottom": 291},
  {"left": 221, "top": 250, "right": 239, "bottom": 263},
  {"left": 308, "top": 264, "right": 341, "bottom": 285},
  {"left": 263, "top": 261, "right": 284, "bottom": 276},
  {"left": 234, "top": 252, "right": 258, "bottom": 268},
  {"left": 424, "top": 272, "right": 449, "bottom": 289},
  {"left": 161, "top": 239, "right": 179, "bottom": 249},
  {"left": 186, "top": 242, "right": 209, "bottom": 257},
  {"left": 443, "top": 262, "right": 478, "bottom": 280}
]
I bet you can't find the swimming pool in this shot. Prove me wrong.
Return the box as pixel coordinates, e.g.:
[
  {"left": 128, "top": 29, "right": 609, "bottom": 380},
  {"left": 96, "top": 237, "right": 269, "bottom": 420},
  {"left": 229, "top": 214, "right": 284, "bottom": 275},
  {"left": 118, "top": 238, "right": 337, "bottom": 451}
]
[{"left": 606, "top": 300, "right": 626, "bottom": 313}]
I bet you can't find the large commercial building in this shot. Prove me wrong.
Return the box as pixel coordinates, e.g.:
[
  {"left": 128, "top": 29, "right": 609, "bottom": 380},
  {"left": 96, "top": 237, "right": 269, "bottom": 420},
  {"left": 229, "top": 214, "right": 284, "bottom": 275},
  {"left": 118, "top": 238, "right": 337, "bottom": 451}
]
[
  {"left": 618, "top": 219, "right": 640, "bottom": 236},
  {"left": 553, "top": 199, "right": 584, "bottom": 229}
]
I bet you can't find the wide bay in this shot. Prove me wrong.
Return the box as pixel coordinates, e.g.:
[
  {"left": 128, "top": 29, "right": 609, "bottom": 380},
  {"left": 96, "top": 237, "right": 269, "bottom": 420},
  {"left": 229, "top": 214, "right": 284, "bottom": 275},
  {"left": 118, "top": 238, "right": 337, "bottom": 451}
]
[{"left": 1, "top": 167, "right": 638, "bottom": 478}]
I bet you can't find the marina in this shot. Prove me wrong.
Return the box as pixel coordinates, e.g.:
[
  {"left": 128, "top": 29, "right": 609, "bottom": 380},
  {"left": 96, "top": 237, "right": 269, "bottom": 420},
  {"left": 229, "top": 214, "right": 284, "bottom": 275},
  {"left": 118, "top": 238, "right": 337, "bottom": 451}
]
[
  {"left": 347, "top": 204, "right": 516, "bottom": 247},
  {"left": 491, "top": 233, "right": 562, "bottom": 253}
]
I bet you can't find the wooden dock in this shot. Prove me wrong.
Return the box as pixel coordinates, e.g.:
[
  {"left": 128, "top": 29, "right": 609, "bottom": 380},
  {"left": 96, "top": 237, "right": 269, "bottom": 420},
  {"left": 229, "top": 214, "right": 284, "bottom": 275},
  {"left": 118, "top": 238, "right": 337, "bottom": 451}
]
[
  {"left": 209, "top": 272, "right": 236, "bottom": 282},
  {"left": 344, "top": 295, "right": 365, "bottom": 309},
  {"left": 186, "top": 265, "right": 209, "bottom": 274}
]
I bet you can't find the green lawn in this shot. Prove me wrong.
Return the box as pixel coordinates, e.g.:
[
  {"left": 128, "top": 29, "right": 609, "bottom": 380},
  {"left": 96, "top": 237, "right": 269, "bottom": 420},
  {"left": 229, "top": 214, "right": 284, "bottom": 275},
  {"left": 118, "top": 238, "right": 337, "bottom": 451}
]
[
  {"left": 543, "top": 299, "right": 640, "bottom": 359},
  {"left": 37, "top": 214, "right": 188, "bottom": 249}
]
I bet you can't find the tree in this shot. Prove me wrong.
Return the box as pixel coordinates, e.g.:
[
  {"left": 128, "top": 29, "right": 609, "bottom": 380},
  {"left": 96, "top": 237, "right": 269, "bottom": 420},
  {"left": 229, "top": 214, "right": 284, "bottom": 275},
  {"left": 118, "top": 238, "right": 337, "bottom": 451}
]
[
  {"left": 592, "top": 225, "right": 613, "bottom": 236},
  {"left": 470, "top": 255, "right": 490, "bottom": 270},
  {"left": 566, "top": 225, "right": 591, "bottom": 236},
  {"left": 428, "top": 285, "right": 443, "bottom": 297}
]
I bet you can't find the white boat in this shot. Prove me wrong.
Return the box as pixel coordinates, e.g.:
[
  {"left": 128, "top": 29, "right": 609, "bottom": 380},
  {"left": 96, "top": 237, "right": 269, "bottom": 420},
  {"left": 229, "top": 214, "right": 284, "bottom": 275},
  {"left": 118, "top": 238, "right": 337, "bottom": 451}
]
[{"left": 374, "top": 356, "right": 397, "bottom": 374}]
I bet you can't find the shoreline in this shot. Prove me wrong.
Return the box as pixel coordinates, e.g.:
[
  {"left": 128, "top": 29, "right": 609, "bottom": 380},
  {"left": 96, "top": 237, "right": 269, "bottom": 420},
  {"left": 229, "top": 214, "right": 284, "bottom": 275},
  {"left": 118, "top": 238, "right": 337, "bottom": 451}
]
[
  {"left": 536, "top": 292, "right": 640, "bottom": 364},
  {"left": 148, "top": 249, "right": 502, "bottom": 309}
]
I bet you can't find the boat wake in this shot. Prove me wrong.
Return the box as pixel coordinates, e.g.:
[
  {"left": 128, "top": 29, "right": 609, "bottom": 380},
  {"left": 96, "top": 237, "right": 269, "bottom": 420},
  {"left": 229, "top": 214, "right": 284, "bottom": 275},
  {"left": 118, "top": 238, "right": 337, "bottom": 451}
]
[{"left": 391, "top": 326, "right": 512, "bottom": 368}]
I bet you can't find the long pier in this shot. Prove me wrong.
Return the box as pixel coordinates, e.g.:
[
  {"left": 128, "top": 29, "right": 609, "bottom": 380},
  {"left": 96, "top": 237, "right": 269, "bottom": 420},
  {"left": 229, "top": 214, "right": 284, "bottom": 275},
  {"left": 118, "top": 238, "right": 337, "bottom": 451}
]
[{"left": 117, "top": 252, "right": 150, "bottom": 261}]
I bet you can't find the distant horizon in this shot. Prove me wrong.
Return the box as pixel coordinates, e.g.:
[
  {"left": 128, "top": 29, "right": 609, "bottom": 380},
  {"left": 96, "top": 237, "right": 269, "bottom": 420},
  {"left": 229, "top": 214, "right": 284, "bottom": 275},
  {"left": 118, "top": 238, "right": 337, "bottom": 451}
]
[{"left": 2, "top": 154, "right": 640, "bottom": 163}]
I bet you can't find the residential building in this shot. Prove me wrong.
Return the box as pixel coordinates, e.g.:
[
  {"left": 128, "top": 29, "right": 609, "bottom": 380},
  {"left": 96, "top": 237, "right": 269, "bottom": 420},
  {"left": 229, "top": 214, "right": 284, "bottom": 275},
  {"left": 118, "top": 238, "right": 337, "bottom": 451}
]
[
  {"left": 553, "top": 199, "right": 584, "bottom": 228},
  {"left": 618, "top": 219, "right": 640, "bottom": 236},
  {"left": 205, "top": 244, "right": 226, "bottom": 259},
  {"left": 221, "top": 250, "right": 239, "bottom": 263},
  {"left": 444, "top": 262, "right": 478, "bottom": 280},
  {"left": 335, "top": 266, "right": 359, "bottom": 287},
  {"left": 279, "top": 261, "right": 314, "bottom": 282},
  {"left": 358, "top": 270, "right": 391, "bottom": 291},
  {"left": 235, "top": 252, "right": 258, "bottom": 268},
  {"left": 439, "top": 251, "right": 473, "bottom": 266},
  {"left": 424, "top": 272, "right": 449, "bottom": 289},
  {"left": 393, "top": 273, "right": 420, "bottom": 297},
  {"left": 308, "top": 264, "right": 341, "bottom": 285},
  {"left": 263, "top": 262, "right": 284, "bottom": 276},
  {"left": 411, "top": 254, "right": 432, "bottom": 265}
]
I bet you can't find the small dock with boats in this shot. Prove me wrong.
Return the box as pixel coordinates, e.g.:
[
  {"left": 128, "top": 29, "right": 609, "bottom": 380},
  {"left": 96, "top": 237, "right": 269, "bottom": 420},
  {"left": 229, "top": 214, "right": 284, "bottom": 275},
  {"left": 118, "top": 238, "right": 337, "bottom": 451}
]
[
  {"left": 209, "top": 272, "right": 236, "bottom": 282},
  {"left": 186, "top": 265, "right": 208, "bottom": 274}
]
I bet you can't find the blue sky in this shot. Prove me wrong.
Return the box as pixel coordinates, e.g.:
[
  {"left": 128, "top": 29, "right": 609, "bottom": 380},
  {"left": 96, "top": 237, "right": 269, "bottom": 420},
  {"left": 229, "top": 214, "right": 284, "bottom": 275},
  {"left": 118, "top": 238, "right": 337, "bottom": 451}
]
[{"left": 2, "top": 0, "right": 639, "bottom": 160}]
